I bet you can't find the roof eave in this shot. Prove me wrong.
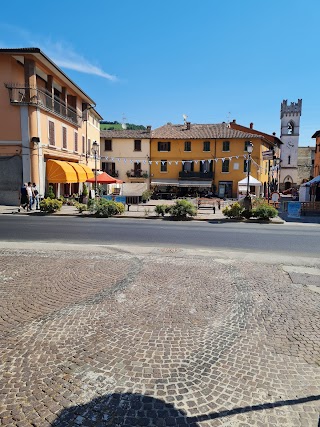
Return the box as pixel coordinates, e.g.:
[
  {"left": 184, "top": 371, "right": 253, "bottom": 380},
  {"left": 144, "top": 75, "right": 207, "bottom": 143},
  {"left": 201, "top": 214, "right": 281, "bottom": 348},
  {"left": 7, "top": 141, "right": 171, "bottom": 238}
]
[{"left": 0, "top": 47, "right": 96, "bottom": 105}]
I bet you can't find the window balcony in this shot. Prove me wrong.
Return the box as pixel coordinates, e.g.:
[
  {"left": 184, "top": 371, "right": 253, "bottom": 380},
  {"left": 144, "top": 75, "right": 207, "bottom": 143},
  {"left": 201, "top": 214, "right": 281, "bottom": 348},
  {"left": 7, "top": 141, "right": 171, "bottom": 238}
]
[
  {"left": 179, "top": 171, "right": 213, "bottom": 179},
  {"left": 5, "top": 84, "right": 81, "bottom": 127},
  {"left": 126, "top": 169, "right": 149, "bottom": 178}
]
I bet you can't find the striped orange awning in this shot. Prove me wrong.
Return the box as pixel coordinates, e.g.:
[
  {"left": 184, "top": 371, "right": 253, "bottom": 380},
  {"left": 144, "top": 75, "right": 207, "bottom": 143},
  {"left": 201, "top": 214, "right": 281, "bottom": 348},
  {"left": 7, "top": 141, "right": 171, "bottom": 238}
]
[
  {"left": 79, "top": 164, "right": 94, "bottom": 180},
  {"left": 46, "top": 160, "right": 78, "bottom": 183},
  {"left": 68, "top": 162, "right": 87, "bottom": 182}
]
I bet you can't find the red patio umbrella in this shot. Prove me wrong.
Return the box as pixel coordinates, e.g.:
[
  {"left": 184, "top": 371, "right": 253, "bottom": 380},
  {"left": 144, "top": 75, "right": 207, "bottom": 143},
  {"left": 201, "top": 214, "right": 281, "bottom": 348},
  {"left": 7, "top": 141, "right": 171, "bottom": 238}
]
[{"left": 86, "top": 172, "right": 117, "bottom": 184}]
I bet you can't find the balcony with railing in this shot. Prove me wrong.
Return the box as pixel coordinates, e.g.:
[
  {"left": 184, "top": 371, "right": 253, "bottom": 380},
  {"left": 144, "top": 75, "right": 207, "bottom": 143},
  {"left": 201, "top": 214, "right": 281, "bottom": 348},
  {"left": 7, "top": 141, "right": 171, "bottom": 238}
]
[
  {"left": 126, "top": 169, "right": 149, "bottom": 178},
  {"left": 5, "top": 84, "right": 81, "bottom": 126},
  {"left": 179, "top": 171, "right": 213, "bottom": 179}
]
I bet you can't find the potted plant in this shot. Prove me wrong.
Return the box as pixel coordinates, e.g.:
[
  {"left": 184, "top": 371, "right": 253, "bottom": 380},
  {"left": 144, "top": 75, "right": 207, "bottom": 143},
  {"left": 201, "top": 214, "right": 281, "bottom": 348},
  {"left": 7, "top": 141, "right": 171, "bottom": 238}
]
[
  {"left": 142, "top": 172, "right": 149, "bottom": 178},
  {"left": 126, "top": 170, "right": 131, "bottom": 177},
  {"left": 141, "top": 190, "right": 152, "bottom": 203}
]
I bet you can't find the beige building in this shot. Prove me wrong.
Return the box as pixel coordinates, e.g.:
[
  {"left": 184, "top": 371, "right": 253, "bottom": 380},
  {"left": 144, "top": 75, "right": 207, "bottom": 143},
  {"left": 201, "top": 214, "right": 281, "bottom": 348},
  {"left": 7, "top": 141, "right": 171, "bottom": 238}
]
[
  {"left": 297, "top": 146, "right": 315, "bottom": 184},
  {"left": 100, "top": 128, "right": 151, "bottom": 189},
  {"left": 0, "top": 47, "right": 102, "bottom": 205}
]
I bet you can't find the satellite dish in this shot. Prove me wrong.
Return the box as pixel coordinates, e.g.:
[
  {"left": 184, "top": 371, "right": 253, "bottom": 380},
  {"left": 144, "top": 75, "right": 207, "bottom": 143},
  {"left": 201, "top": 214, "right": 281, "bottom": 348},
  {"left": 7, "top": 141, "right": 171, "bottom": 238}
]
[
  {"left": 121, "top": 123, "right": 127, "bottom": 130},
  {"left": 183, "top": 114, "right": 188, "bottom": 121}
]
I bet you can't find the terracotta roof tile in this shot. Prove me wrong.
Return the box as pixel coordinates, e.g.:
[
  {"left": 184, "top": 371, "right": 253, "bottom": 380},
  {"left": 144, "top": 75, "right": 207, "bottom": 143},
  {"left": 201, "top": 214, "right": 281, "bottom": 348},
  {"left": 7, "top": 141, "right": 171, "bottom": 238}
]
[{"left": 151, "top": 123, "right": 263, "bottom": 139}]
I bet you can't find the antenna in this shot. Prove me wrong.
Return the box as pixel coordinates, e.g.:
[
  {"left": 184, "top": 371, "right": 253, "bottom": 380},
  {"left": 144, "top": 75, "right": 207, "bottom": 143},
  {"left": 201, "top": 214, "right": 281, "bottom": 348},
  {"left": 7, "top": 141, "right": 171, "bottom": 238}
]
[{"left": 226, "top": 112, "right": 231, "bottom": 124}]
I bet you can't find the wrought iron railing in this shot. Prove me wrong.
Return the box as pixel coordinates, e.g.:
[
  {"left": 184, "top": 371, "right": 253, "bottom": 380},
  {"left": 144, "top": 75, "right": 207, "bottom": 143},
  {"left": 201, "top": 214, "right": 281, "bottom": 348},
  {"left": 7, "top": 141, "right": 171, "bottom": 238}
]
[
  {"left": 126, "top": 170, "right": 149, "bottom": 178},
  {"left": 5, "top": 84, "right": 81, "bottom": 126},
  {"left": 179, "top": 171, "right": 213, "bottom": 179}
]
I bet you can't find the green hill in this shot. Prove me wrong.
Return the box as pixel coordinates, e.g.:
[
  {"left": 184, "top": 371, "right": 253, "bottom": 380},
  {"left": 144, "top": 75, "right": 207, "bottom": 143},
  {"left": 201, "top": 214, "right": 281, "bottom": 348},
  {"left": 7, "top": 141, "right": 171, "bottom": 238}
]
[{"left": 100, "top": 121, "right": 146, "bottom": 131}]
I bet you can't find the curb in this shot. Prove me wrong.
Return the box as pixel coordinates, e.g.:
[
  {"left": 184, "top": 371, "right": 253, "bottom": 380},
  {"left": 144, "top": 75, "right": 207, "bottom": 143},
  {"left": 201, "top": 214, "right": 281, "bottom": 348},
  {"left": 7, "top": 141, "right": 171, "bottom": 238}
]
[{"left": 0, "top": 211, "right": 285, "bottom": 224}]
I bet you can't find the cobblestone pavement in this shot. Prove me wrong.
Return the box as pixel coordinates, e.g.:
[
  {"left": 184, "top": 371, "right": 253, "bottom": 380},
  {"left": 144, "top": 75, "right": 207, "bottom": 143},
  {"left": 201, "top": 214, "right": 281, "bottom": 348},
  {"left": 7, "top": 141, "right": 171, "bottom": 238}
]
[{"left": 0, "top": 246, "right": 319, "bottom": 426}]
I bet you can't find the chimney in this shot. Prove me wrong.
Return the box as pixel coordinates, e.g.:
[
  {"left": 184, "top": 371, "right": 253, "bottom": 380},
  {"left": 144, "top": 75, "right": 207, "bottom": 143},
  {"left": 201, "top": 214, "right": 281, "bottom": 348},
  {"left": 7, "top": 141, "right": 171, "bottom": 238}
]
[
  {"left": 186, "top": 121, "right": 191, "bottom": 130},
  {"left": 146, "top": 125, "right": 151, "bottom": 132},
  {"left": 232, "top": 119, "right": 236, "bottom": 123},
  {"left": 250, "top": 122, "right": 254, "bottom": 129}
]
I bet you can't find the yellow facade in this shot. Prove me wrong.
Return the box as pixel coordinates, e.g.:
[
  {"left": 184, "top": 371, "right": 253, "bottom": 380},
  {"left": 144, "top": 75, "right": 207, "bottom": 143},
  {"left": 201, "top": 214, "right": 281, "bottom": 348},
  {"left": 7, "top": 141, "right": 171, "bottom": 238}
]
[
  {"left": 151, "top": 124, "right": 275, "bottom": 198},
  {"left": 0, "top": 48, "right": 102, "bottom": 204}
]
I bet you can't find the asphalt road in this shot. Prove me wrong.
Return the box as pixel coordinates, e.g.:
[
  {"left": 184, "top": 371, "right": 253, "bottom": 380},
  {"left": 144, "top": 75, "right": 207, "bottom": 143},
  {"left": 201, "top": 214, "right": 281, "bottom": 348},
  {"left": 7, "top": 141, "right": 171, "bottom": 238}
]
[{"left": 0, "top": 216, "right": 319, "bottom": 257}]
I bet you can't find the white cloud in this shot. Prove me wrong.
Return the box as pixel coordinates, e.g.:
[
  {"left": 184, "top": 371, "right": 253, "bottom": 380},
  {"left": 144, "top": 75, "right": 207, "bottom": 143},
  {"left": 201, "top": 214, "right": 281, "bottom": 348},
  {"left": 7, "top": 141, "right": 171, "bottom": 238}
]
[{"left": 0, "top": 24, "right": 117, "bottom": 81}]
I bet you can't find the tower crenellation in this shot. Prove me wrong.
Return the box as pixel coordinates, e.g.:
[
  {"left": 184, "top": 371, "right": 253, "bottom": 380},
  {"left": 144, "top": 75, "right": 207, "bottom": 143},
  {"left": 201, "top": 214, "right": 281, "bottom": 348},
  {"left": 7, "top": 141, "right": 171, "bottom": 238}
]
[{"left": 280, "top": 99, "right": 302, "bottom": 119}]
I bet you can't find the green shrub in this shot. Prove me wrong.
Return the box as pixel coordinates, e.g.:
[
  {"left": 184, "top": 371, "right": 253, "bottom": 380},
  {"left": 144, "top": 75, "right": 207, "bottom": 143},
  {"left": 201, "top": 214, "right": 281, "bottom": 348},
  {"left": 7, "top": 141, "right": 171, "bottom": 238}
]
[
  {"left": 222, "top": 202, "right": 243, "bottom": 219},
  {"left": 89, "top": 198, "right": 124, "bottom": 217},
  {"left": 154, "top": 204, "right": 170, "bottom": 216},
  {"left": 242, "top": 209, "right": 253, "bottom": 219},
  {"left": 82, "top": 183, "right": 88, "bottom": 197},
  {"left": 39, "top": 198, "right": 62, "bottom": 213},
  {"left": 114, "top": 202, "right": 125, "bottom": 214},
  {"left": 47, "top": 185, "right": 55, "bottom": 199},
  {"left": 57, "top": 195, "right": 65, "bottom": 204},
  {"left": 74, "top": 202, "right": 87, "bottom": 213},
  {"left": 253, "top": 204, "right": 278, "bottom": 220},
  {"left": 169, "top": 200, "right": 197, "bottom": 219}
]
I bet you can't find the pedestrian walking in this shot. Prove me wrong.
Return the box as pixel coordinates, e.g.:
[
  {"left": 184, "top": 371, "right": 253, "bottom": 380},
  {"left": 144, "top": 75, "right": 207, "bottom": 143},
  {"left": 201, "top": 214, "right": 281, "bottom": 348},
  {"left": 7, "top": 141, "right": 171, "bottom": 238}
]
[
  {"left": 19, "top": 183, "right": 28, "bottom": 211},
  {"left": 26, "top": 182, "right": 34, "bottom": 211},
  {"left": 32, "top": 183, "right": 40, "bottom": 210}
]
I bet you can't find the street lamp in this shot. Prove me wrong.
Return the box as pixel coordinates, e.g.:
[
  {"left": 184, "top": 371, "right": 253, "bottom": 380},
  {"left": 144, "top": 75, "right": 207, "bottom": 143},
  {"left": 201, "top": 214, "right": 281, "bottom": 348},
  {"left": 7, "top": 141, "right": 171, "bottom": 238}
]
[
  {"left": 274, "top": 158, "right": 281, "bottom": 192},
  {"left": 92, "top": 140, "right": 99, "bottom": 197},
  {"left": 244, "top": 141, "right": 254, "bottom": 210}
]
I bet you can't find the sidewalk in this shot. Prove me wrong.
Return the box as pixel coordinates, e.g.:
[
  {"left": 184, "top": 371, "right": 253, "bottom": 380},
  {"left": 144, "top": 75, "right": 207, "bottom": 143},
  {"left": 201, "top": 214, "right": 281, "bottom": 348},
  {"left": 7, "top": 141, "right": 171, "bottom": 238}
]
[{"left": 0, "top": 201, "right": 289, "bottom": 223}]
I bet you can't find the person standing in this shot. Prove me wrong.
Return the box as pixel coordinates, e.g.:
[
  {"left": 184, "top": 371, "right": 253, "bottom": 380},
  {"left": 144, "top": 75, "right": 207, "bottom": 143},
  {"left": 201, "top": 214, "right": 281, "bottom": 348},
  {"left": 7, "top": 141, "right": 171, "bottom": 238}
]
[
  {"left": 26, "top": 182, "right": 33, "bottom": 211},
  {"left": 32, "top": 183, "right": 40, "bottom": 210},
  {"left": 19, "top": 183, "right": 28, "bottom": 211}
]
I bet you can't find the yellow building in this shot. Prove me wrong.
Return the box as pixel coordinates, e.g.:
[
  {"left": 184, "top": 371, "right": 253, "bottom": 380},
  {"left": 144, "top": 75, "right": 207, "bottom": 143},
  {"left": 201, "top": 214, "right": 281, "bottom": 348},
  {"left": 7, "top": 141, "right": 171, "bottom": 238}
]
[
  {"left": 0, "top": 47, "right": 102, "bottom": 205},
  {"left": 151, "top": 122, "right": 280, "bottom": 198}
]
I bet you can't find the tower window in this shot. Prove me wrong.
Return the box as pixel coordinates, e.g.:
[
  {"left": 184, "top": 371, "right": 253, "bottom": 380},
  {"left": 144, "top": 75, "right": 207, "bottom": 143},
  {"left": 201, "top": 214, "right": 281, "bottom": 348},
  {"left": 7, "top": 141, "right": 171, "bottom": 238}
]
[
  {"left": 287, "top": 121, "right": 294, "bottom": 135},
  {"left": 288, "top": 155, "right": 291, "bottom": 165}
]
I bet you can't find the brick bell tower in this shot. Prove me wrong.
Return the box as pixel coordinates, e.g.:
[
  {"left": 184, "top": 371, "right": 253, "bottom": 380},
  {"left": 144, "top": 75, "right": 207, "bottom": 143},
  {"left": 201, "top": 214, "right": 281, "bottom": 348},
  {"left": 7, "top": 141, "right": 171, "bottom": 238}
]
[{"left": 279, "top": 99, "right": 302, "bottom": 191}]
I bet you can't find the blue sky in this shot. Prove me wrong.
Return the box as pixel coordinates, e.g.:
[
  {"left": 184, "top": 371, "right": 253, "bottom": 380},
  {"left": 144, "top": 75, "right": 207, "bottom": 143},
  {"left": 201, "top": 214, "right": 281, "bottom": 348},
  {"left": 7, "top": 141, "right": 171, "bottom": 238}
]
[{"left": 1, "top": 0, "right": 319, "bottom": 146}]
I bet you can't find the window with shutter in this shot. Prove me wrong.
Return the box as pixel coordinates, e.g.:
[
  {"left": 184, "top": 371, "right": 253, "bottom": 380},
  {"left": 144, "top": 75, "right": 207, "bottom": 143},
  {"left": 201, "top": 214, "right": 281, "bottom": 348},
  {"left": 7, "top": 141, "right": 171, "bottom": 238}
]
[
  {"left": 222, "top": 159, "right": 230, "bottom": 172},
  {"left": 203, "top": 141, "right": 210, "bottom": 151},
  {"left": 48, "top": 121, "right": 55, "bottom": 146},
  {"left": 160, "top": 160, "right": 167, "bottom": 172},
  {"left": 88, "top": 139, "right": 91, "bottom": 153},
  {"left": 74, "top": 132, "right": 78, "bottom": 152},
  {"left": 105, "top": 140, "right": 112, "bottom": 151},
  {"left": 62, "top": 127, "right": 67, "bottom": 149},
  {"left": 223, "top": 141, "right": 230, "bottom": 151},
  {"left": 158, "top": 141, "right": 170, "bottom": 151},
  {"left": 134, "top": 140, "right": 141, "bottom": 151},
  {"left": 184, "top": 141, "right": 191, "bottom": 151}
]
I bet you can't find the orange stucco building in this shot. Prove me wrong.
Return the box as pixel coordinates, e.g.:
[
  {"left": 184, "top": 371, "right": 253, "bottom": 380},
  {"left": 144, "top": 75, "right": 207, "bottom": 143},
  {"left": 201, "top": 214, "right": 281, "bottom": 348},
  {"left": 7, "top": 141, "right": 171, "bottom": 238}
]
[{"left": 0, "top": 48, "right": 102, "bottom": 205}]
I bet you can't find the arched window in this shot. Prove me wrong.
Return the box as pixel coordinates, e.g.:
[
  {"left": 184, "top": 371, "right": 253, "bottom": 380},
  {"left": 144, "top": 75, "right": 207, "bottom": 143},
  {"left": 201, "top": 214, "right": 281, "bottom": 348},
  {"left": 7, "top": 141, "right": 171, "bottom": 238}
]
[{"left": 287, "top": 121, "right": 294, "bottom": 135}]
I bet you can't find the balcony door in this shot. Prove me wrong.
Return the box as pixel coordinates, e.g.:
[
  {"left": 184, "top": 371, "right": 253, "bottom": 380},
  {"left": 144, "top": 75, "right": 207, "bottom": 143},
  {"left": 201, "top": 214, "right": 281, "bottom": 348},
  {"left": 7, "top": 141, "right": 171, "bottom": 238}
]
[{"left": 134, "top": 162, "right": 141, "bottom": 177}]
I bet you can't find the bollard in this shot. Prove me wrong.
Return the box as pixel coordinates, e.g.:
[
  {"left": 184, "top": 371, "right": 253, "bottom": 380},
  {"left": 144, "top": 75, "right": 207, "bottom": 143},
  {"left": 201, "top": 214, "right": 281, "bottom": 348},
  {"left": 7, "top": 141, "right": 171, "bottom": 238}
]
[
  {"left": 213, "top": 206, "right": 216, "bottom": 214},
  {"left": 127, "top": 204, "right": 131, "bottom": 211}
]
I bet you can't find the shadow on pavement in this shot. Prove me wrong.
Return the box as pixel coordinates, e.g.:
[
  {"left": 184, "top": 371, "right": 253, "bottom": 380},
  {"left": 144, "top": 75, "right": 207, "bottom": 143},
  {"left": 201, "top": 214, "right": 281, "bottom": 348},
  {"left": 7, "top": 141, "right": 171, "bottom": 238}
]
[
  {"left": 50, "top": 392, "right": 320, "bottom": 426},
  {"left": 51, "top": 393, "right": 199, "bottom": 426}
]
